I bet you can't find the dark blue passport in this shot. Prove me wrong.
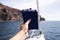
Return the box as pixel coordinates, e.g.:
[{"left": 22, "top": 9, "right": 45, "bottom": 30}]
[{"left": 22, "top": 10, "right": 38, "bottom": 30}]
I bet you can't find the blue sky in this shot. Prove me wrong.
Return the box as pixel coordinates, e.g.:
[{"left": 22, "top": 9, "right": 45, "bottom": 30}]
[{"left": 0, "top": 0, "right": 60, "bottom": 21}]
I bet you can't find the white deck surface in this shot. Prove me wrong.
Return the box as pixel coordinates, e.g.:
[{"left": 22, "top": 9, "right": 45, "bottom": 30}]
[{"left": 26, "top": 34, "right": 45, "bottom": 40}]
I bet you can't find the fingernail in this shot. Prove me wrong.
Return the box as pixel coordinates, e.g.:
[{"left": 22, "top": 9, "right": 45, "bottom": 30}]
[{"left": 29, "top": 19, "right": 31, "bottom": 21}]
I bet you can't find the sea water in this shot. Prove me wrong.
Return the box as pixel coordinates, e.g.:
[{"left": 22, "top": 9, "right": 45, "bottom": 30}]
[
  {"left": 41, "top": 21, "right": 60, "bottom": 40},
  {"left": 0, "top": 21, "right": 60, "bottom": 40}
]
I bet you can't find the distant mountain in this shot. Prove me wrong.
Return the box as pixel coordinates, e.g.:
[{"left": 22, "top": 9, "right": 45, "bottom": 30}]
[
  {"left": 0, "top": 3, "right": 45, "bottom": 21},
  {"left": 0, "top": 3, "right": 22, "bottom": 21}
]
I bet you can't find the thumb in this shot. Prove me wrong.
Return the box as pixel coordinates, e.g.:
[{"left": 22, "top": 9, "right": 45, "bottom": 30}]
[
  {"left": 23, "top": 19, "right": 31, "bottom": 31},
  {"left": 25, "top": 19, "right": 31, "bottom": 25}
]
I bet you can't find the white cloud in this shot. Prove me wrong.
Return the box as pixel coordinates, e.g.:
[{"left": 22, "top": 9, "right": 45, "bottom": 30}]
[
  {"left": 3, "top": 0, "right": 37, "bottom": 10},
  {"left": 46, "top": 15, "right": 60, "bottom": 21},
  {"left": 1, "top": 0, "right": 56, "bottom": 9},
  {"left": 17, "top": 2, "right": 36, "bottom": 9},
  {"left": 39, "top": 0, "right": 56, "bottom": 6},
  {"left": 40, "top": 12, "right": 60, "bottom": 21}
]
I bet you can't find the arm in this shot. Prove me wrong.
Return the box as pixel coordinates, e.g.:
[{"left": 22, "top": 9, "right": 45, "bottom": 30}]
[{"left": 9, "top": 19, "right": 31, "bottom": 40}]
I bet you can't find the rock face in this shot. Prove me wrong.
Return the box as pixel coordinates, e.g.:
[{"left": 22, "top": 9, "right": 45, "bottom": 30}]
[
  {"left": 0, "top": 3, "right": 22, "bottom": 21},
  {"left": 0, "top": 3, "right": 45, "bottom": 21},
  {"left": 38, "top": 15, "right": 45, "bottom": 21},
  {"left": 40, "top": 16, "right": 45, "bottom": 21}
]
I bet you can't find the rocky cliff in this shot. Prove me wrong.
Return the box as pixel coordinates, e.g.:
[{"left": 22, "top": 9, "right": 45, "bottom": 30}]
[
  {"left": 40, "top": 16, "right": 45, "bottom": 21},
  {"left": 0, "top": 3, "right": 45, "bottom": 21},
  {"left": 0, "top": 3, "right": 22, "bottom": 21}
]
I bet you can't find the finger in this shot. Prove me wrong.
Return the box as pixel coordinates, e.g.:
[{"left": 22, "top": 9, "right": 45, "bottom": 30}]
[
  {"left": 20, "top": 23, "right": 25, "bottom": 30},
  {"left": 25, "top": 19, "right": 31, "bottom": 25},
  {"left": 21, "top": 19, "right": 31, "bottom": 31},
  {"left": 21, "top": 25, "right": 27, "bottom": 32}
]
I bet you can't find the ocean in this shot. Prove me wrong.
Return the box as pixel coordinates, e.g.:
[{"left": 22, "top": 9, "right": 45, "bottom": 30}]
[
  {"left": 0, "top": 21, "right": 60, "bottom": 40},
  {"left": 41, "top": 21, "right": 60, "bottom": 40}
]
